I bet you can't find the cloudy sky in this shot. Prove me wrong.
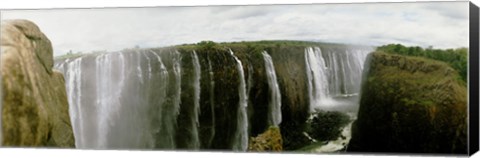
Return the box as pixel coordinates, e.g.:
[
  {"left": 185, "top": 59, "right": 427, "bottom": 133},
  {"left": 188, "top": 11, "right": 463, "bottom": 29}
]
[{"left": 1, "top": 1, "right": 469, "bottom": 56}]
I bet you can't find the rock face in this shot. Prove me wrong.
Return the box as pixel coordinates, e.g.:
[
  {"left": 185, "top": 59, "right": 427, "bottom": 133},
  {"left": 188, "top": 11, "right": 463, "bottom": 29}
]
[
  {"left": 348, "top": 52, "right": 467, "bottom": 154},
  {"left": 1, "top": 19, "right": 75, "bottom": 147},
  {"left": 53, "top": 41, "right": 372, "bottom": 150},
  {"left": 248, "top": 126, "right": 283, "bottom": 152}
]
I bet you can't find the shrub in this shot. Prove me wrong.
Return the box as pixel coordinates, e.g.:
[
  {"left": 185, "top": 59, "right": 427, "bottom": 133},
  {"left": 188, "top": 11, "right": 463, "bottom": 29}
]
[{"left": 306, "top": 111, "right": 350, "bottom": 141}]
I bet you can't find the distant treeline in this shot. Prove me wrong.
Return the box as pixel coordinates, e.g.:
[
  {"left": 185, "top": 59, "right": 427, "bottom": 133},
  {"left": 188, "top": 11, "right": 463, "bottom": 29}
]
[{"left": 377, "top": 44, "right": 468, "bottom": 82}]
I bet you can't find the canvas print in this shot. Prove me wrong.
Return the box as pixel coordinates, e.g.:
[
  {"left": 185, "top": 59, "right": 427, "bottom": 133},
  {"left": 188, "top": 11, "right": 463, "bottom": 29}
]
[{"left": 0, "top": 1, "right": 475, "bottom": 156}]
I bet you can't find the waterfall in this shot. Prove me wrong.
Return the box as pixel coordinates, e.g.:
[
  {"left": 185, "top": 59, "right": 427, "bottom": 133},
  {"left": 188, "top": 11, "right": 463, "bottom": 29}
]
[
  {"left": 150, "top": 50, "right": 176, "bottom": 148},
  {"left": 65, "top": 57, "right": 84, "bottom": 147},
  {"left": 305, "top": 47, "right": 331, "bottom": 111},
  {"left": 246, "top": 58, "right": 254, "bottom": 104},
  {"left": 150, "top": 50, "right": 169, "bottom": 138},
  {"left": 53, "top": 44, "right": 370, "bottom": 150},
  {"left": 142, "top": 50, "right": 152, "bottom": 80},
  {"left": 191, "top": 51, "right": 201, "bottom": 149},
  {"left": 229, "top": 49, "right": 249, "bottom": 151},
  {"left": 206, "top": 56, "right": 216, "bottom": 148},
  {"left": 305, "top": 46, "right": 371, "bottom": 111},
  {"left": 262, "top": 51, "right": 282, "bottom": 126},
  {"left": 95, "top": 53, "right": 110, "bottom": 148},
  {"left": 57, "top": 49, "right": 253, "bottom": 150},
  {"left": 60, "top": 51, "right": 168, "bottom": 149},
  {"left": 172, "top": 51, "right": 182, "bottom": 117},
  {"left": 136, "top": 51, "right": 144, "bottom": 84},
  {"left": 94, "top": 52, "right": 130, "bottom": 148}
]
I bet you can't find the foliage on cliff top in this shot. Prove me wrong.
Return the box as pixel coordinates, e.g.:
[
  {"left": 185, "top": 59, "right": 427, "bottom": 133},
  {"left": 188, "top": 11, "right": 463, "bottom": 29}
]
[
  {"left": 177, "top": 40, "right": 371, "bottom": 53},
  {"left": 376, "top": 44, "right": 467, "bottom": 82},
  {"left": 54, "top": 50, "right": 110, "bottom": 60}
]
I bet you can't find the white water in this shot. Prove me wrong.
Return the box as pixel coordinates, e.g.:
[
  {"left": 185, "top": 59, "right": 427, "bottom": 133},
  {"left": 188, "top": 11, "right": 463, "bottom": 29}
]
[
  {"left": 95, "top": 54, "right": 112, "bottom": 148},
  {"left": 191, "top": 51, "right": 201, "bottom": 149},
  {"left": 172, "top": 50, "right": 182, "bottom": 117},
  {"left": 313, "top": 113, "right": 356, "bottom": 153},
  {"left": 157, "top": 50, "right": 182, "bottom": 148},
  {"left": 150, "top": 50, "right": 169, "bottom": 139},
  {"left": 151, "top": 50, "right": 169, "bottom": 127},
  {"left": 206, "top": 56, "right": 216, "bottom": 148},
  {"left": 305, "top": 47, "right": 371, "bottom": 111},
  {"left": 262, "top": 51, "right": 282, "bottom": 126},
  {"left": 65, "top": 57, "right": 84, "bottom": 147},
  {"left": 142, "top": 50, "right": 152, "bottom": 80},
  {"left": 305, "top": 47, "right": 331, "bottom": 111},
  {"left": 246, "top": 58, "right": 254, "bottom": 103},
  {"left": 61, "top": 51, "right": 175, "bottom": 149},
  {"left": 229, "top": 49, "right": 249, "bottom": 151},
  {"left": 322, "top": 48, "right": 370, "bottom": 96},
  {"left": 303, "top": 46, "right": 371, "bottom": 153}
]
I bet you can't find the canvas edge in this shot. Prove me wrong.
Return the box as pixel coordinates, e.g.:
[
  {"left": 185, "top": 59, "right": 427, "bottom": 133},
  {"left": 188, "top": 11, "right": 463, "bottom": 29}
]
[{"left": 469, "top": 1, "right": 479, "bottom": 156}]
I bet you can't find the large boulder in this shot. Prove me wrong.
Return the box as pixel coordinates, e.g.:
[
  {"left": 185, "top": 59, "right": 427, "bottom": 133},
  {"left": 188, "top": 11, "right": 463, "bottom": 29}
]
[
  {"left": 348, "top": 52, "right": 467, "bottom": 154},
  {"left": 248, "top": 126, "right": 283, "bottom": 152},
  {"left": 1, "top": 19, "right": 75, "bottom": 147}
]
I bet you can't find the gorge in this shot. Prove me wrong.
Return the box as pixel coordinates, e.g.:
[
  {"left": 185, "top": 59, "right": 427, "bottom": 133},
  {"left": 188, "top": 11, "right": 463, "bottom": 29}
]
[
  {"left": 54, "top": 41, "right": 373, "bottom": 151},
  {"left": 0, "top": 16, "right": 469, "bottom": 155},
  {"left": 1, "top": 21, "right": 468, "bottom": 153}
]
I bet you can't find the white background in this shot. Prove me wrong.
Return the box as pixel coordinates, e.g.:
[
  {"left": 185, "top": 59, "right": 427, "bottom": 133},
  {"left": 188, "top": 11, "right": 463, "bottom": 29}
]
[{"left": 0, "top": 0, "right": 479, "bottom": 158}]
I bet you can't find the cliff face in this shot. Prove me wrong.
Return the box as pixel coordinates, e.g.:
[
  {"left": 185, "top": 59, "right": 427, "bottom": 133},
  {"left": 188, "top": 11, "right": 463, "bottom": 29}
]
[
  {"left": 54, "top": 40, "right": 372, "bottom": 150},
  {"left": 1, "top": 20, "right": 75, "bottom": 147},
  {"left": 348, "top": 52, "right": 467, "bottom": 154}
]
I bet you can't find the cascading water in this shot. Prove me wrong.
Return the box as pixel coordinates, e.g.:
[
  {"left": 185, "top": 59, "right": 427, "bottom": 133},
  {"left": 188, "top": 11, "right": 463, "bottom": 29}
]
[
  {"left": 322, "top": 48, "right": 370, "bottom": 96},
  {"left": 53, "top": 44, "right": 371, "bottom": 151},
  {"left": 305, "top": 46, "right": 371, "bottom": 111},
  {"left": 205, "top": 56, "right": 216, "bottom": 148},
  {"left": 262, "top": 51, "right": 282, "bottom": 126},
  {"left": 305, "top": 47, "right": 331, "bottom": 111},
  {"left": 190, "top": 51, "right": 201, "bottom": 149},
  {"left": 150, "top": 51, "right": 169, "bottom": 145},
  {"left": 172, "top": 50, "right": 182, "bottom": 117},
  {"left": 303, "top": 46, "right": 371, "bottom": 152},
  {"left": 142, "top": 50, "right": 152, "bottom": 80},
  {"left": 155, "top": 50, "right": 182, "bottom": 149},
  {"left": 94, "top": 52, "right": 130, "bottom": 148},
  {"left": 229, "top": 49, "right": 249, "bottom": 151},
  {"left": 56, "top": 50, "right": 183, "bottom": 149},
  {"left": 65, "top": 57, "right": 84, "bottom": 147},
  {"left": 95, "top": 53, "right": 111, "bottom": 148}
]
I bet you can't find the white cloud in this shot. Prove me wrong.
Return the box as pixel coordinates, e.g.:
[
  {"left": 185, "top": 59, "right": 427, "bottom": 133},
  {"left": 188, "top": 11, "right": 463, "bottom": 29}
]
[{"left": 1, "top": 1, "right": 469, "bottom": 56}]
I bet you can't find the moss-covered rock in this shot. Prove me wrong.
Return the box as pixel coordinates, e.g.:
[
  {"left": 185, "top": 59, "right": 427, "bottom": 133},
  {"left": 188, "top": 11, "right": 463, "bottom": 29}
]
[
  {"left": 248, "top": 126, "right": 283, "bottom": 152},
  {"left": 348, "top": 52, "right": 467, "bottom": 154},
  {"left": 306, "top": 110, "right": 350, "bottom": 142},
  {"left": 1, "top": 19, "right": 75, "bottom": 147}
]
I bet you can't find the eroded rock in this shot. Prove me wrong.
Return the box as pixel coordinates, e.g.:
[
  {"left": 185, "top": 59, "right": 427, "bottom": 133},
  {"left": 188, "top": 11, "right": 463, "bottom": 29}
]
[
  {"left": 248, "top": 126, "right": 283, "bottom": 152},
  {"left": 348, "top": 52, "right": 467, "bottom": 154},
  {"left": 1, "top": 19, "right": 75, "bottom": 147}
]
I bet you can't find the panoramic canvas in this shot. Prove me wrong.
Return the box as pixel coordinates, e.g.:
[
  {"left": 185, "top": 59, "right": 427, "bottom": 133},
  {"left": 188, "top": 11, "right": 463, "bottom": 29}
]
[{"left": 0, "top": 1, "right": 475, "bottom": 156}]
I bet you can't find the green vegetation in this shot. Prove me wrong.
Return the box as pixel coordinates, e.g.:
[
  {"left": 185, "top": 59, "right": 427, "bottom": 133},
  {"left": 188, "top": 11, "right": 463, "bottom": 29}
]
[
  {"left": 55, "top": 50, "right": 84, "bottom": 60},
  {"left": 248, "top": 126, "right": 283, "bottom": 152},
  {"left": 377, "top": 44, "right": 468, "bottom": 82},
  {"left": 54, "top": 50, "right": 110, "bottom": 60},
  {"left": 348, "top": 52, "right": 468, "bottom": 153},
  {"left": 306, "top": 110, "right": 350, "bottom": 141},
  {"left": 177, "top": 40, "right": 371, "bottom": 53}
]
